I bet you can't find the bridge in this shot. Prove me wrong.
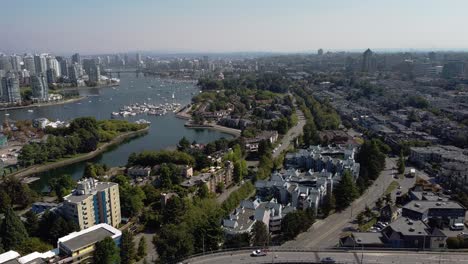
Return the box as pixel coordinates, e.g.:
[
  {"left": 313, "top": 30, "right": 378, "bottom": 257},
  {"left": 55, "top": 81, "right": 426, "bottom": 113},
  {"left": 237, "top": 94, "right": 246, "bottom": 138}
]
[
  {"left": 101, "top": 68, "right": 145, "bottom": 78},
  {"left": 182, "top": 248, "right": 468, "bottom": 264}
]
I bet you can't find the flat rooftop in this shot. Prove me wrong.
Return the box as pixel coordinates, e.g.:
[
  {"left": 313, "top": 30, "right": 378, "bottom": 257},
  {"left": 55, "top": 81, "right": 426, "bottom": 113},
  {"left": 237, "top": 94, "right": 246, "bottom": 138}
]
[
  {"left": 64, "top": 182, "right": 117, "bottom": 204},
  {"left": 404, "top": 200, "right": 464, "bottom": 214},
  {"left": 58, "top": 224, "right": 120, "bottom": 252},
  {"left": 387, "top": 217, "right": 429, "bottom": 236}
]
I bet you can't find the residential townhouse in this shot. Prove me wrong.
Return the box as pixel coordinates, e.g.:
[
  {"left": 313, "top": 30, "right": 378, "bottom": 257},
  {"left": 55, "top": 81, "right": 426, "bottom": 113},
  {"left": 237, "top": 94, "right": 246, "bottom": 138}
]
[{"left": 222, "top": 199, "right": 295, "bottom": 235}]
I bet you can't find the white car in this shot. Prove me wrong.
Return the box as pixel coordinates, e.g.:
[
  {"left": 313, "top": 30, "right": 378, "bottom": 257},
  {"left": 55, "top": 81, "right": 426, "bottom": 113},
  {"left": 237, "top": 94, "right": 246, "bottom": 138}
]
[{"left": 251, "top": 249, "right": 267, "bottom": 257}]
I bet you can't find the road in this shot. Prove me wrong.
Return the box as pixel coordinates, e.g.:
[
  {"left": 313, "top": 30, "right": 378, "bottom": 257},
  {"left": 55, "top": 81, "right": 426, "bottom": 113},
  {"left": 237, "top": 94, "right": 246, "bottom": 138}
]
[
  {"left": 281, "top": 157, "right": 398, "bottom": 249},
  {"left": 273, "top": 107, "right": 306, "bottom": 159},
  {"left": 217, "top": 182, "right": 244, "bottom": 203},
  {"left": 134, "top": 231, "right": 158, "bottom": 263},
  {"left": 186, "top": 249, "right": 468, "bottom": 264}
]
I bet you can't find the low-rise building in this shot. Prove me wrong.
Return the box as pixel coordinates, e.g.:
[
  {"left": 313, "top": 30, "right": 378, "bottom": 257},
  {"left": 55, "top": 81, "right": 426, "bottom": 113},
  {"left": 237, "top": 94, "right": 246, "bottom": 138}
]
[
  {"left": 181, "top": 161, "right": 234, "bottom": 192},
  {"left": 340, "top": 232, "right": 385, "bottom": 248},
  {"left": 255, "top": 169, "right": 334, "bottom": 214},
  {"left": 0, "top": 224, "right": 120, "bottom": 264},
  {"left": 244, "top": 130, "right": 279, "bottom": 152},
  {"left": 31, "top": 202, "right": 59, "bottom": 214},
  {"left": 127, "top": 166, "right": 151, "bottom": 178},
  {"left": 402, "top": 200, "right": 465, "bottom": 228},
  {"left": 222, "top": 199, "right": 295, "bottom": 235},
  {"left": 57, "top": 224, "right": 121, "bottom": 263},
  {"left": 382, "top": 217, "right": 446, "bottom": 249},
  {"left": 409, "top": 145, "right": 468, "bottom": 167},
  {"left": 285, "top": 145, "right": 360, "bottom": 180}
]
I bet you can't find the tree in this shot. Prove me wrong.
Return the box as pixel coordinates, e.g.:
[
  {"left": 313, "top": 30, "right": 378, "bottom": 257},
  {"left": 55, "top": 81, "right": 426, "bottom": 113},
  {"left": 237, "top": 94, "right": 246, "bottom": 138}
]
[
  {"left": 1, "top": 175, "right": 37, "bottom": 208},
  {"left": 364, "top": 206, "right": 373, "bottom": 218},
  {"left": 154, "top": 224, "right": 194, "bottom": 263},
  {"left": 251, "top": 221, "right": 269, "bottom": 247},
  {"left": 384, "top": 193, "right": 393, "bottom": 205},
  {"left": 376, "top": 198, "right": 384, "bottom": 210},
  {"left": 0, "top": 190, "right": 11, "bottom": 213},
  {"left": 356, "top": 213, "right": 365, "bottom": 226},
  {"left": 38, "top": 211, "right": 79, "bottom": 244},
  {"left": 49, "top": 174, "right": 75, "bottom": 201},
  {"left": 120, "top": 230, "right": 136, "bottom": 264},
  {"left": 281, "top": 210, "right": 314, "bottom": 240},
  {"left": 335, "top": 170, "right": 359, "bottom": 210},
  {"left": 397, "top": 152, "right": 406, "bottom": 174},
  {"left": 24, "top": 210, "right": 39, "bottom": 237},
  {"left": 178, "top": 137, "right": 191, "bottom": 151},
  {"left": 163, "top": 196, "right": 186, "bottom": 224},
  {"left": 93, "top": 237, "right": 120, "bottom": 264},
  {"left": 137, "top": 237, "right": 147, "bottom": 259},
  {"left": 224, "top": 233, "right": 251, "bottom": 249},
  {"left": 321, "top": 193, "right": 336, "bottom": 216},
  {"left": 447, "top": 237, "right": 461, "bottom": 249},
  {"left": 69, "top": 116, "right": 98, "bottom": 132},
  {"left": 16, "top": 237, "right": 52, "bottom": 255},
  {"left": 233, "top": 160, "right": 247, "bottom": 183},
  {"left": 197, "top": 184, "right": 210, "bottom": 199},
  {"left": 215, "top": 182, "right": 225, "bottom": 193},
  {"left": 302, "top": 121, "right": 319, "bottom": 146},
  {"left": 120, "top": 185, "right": 146, "bottom": 217},
  {"left": 0, "top": 207, "right": 29, "bottom": 250}
]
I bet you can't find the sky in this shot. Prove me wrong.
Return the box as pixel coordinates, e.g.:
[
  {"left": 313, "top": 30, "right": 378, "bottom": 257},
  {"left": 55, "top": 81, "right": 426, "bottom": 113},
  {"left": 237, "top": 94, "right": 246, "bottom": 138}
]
[{"left": 1, "top": 0, "right": 467, "bottom": 55}]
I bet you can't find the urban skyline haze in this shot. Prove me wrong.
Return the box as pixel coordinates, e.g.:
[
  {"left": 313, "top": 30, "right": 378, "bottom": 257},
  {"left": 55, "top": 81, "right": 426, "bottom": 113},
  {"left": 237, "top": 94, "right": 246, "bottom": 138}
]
[{"left": 1, "top": 0, "right": 468, "bottom": 54}]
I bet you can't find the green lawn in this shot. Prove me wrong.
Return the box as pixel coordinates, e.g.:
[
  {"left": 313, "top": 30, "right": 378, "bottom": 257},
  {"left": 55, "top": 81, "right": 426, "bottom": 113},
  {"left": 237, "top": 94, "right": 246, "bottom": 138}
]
[
  {"left": 359, "top": 217, "right": 377, "bottom": 231},
  {"left": 385, "top": 181, "right": 400, "bottom": 195}
]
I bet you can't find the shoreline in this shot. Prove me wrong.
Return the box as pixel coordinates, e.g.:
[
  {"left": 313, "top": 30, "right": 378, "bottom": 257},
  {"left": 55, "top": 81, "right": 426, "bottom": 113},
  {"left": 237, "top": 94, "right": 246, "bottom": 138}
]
[
  {"left": 177, "top": 104, "right": 241, "bottom": 137},
  {"left": 185, "top": 122, "right": 241, "bottom": 137},
  {"left": 56, "top": 83, "right": 119, "bottom": 92},
  {"left": 9, "top": 126, "right": 149, "bottom": 181},
  {"left": 0, "top": 97, "right": 85, "bottom": 111}
]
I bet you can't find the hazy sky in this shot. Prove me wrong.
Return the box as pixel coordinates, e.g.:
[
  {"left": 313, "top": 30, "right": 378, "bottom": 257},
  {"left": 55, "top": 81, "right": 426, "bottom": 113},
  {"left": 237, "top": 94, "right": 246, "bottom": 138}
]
[{"left": 1, "top": 0, "right": 467, "bottom": 54}]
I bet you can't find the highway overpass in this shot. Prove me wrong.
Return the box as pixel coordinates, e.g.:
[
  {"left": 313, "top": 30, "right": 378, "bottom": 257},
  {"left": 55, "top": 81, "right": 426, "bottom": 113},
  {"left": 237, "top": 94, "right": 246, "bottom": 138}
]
[{"left": 183, "top": 249, "right": 468, "bottom": 264}]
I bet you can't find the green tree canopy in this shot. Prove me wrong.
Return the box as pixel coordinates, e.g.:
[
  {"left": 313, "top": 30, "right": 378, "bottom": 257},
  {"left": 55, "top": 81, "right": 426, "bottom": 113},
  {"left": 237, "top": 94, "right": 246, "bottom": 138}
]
[
  {"left": 154, "top": 224, "right": 194, "bottom": 263},
  {"left": 0, "top": 207, "right": 29, "bottom": 250},
  {"left": 251, "top": 221, "right": 269, "bottom": 247},
  {"left": 335, "top": 170, "right": 359, "bottom": 210},
  {"left": 93, "top": 237, "right": 120, "bottom": 264},
  {"left": 137, "top": 237, "right": 147, "bottom": 259},
  {"left": 120, "top": 230, "right": 136, "bottom": 264},
  {"left": 49, "top": 174, "right": 76, "bottom": 201}
]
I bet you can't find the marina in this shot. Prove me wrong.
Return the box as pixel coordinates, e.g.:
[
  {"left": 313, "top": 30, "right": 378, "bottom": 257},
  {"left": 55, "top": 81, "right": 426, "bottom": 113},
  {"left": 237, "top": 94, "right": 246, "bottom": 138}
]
[
  {"left": 111, "top": 101, "right": 181, "bottom": 118},
  {"left": 0, "top": 72, "right": 232, "bottom": 191}
]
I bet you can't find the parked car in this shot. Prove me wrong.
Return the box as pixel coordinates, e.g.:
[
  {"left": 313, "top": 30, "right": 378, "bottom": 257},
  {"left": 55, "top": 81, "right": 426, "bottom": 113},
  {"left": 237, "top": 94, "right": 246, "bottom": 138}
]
[
  {"left": 321, "top": 257, "right": 336, "bottom": 263},
  {"left": 251, "top": 250, "right": 267, "bottom": 257}
]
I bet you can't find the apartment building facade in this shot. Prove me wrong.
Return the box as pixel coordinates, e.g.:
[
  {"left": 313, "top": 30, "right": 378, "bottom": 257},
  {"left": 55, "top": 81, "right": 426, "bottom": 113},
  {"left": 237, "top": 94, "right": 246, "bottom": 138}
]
[{"left": 63, "top": 178, "right": 121, "bottom": 230}]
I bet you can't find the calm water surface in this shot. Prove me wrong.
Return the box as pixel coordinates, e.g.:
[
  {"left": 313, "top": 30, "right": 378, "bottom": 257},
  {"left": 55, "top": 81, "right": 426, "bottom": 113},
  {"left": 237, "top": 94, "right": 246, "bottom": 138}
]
[{"left": 1, "top": 73, "right": 232, "bottom": 191}]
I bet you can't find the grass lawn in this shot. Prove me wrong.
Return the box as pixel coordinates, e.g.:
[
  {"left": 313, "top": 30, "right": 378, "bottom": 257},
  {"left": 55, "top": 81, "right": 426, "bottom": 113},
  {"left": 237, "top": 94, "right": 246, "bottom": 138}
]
[
  {"left": 385, "top": 181, "right": 400, "bottom": 195},
  {"left": 359, "top": 217, "right": 377, "bottom": 231}
]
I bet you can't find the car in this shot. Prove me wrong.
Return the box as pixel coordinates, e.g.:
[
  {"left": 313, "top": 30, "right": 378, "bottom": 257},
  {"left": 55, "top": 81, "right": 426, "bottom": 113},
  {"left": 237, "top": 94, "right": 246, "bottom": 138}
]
[
  {"left": 396, "top": 191, "right": 402, "bottom": 195},
  {"left": 251, "top": 249, "right": 267, "bottom": 257},
  {"left": 398, "top": 186, "right": 402, "bottom": 189},
  {"left": 321, "top": 257, "right": 336, "bottom": 263}
]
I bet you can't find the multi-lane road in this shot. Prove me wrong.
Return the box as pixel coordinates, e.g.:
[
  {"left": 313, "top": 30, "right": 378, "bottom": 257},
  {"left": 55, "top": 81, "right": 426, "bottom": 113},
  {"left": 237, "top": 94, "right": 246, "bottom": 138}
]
[
  {"left": 186, "top": 249, "right": 468, "bottom": 264},
  {"left": 281, "top": 157, "right": 399, "bottom": 249}
]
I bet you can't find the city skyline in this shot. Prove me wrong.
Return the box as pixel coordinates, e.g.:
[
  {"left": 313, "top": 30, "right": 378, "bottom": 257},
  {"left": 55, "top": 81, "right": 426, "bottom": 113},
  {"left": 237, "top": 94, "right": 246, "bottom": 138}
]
[{"left": 1, "top": 0, "right": 468, "bottom": 55}]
